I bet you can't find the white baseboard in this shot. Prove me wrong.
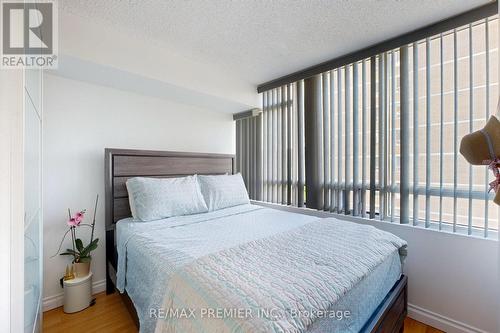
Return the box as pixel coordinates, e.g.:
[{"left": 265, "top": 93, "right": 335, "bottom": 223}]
[
  {"left": 42, "top": 279, "right": 106, "bottom": 312},
  {"left": 408, "top": 303, "right": 490, "bottom": 333}
]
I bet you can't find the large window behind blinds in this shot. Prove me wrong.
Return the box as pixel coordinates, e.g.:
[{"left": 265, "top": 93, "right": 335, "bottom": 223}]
[{"left": 236, "top": 15, "right": 499, "bottom": 238}]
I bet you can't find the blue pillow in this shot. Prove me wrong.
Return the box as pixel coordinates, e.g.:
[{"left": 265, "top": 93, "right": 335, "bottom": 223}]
[
  {"left": 126, "top": 176, "right": 208, "bottom": 221},
  {"left": 197, "top": 173, "right": 250, "bottom": 211}
]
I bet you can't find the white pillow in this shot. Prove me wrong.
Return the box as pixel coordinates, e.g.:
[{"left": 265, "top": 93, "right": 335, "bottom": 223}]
[
  {"left": 197, "top": 173, "right": 250, "bottom": 211},
  {"left": 126, "top": 176, "right": 208, "bottom": 221}
]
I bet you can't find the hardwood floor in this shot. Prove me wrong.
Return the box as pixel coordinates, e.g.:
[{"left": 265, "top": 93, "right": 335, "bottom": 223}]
[
  {"left": 404, "top": 319, "right": 444, "bottom": 333},
  {"left": 43, "top": 292, "right": 137, "bottom": 333},
  {"left": 43, "top": 292, "right": 443, "bottom": 333}
]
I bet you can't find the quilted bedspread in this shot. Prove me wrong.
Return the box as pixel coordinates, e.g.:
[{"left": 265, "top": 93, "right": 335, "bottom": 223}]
[{"left": 153, "top": 217, "right": 407, "bottom": 333}]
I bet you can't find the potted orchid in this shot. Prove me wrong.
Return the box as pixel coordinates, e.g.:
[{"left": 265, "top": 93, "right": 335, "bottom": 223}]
[{"left": 53, "top": 195, "right": 99, "bottom": 277}]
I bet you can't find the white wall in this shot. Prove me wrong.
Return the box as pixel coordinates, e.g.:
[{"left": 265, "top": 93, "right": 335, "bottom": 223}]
[
  {"left": 42, "top": 74, "right": 235, "bottom": 309},
  {"left": 57, "top": 11, "right": 259, "bottom": 111},
  {"left": 253, "top": 202, "right": 499, "bottom": 333},
  {"left": 0, "top": 67, "right": 25, "bottom": 333}
]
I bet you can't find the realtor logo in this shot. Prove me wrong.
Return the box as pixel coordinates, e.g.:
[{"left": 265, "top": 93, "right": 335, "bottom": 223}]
[{"left": 1, "top": 0, "right": 58, "bottom": 68}]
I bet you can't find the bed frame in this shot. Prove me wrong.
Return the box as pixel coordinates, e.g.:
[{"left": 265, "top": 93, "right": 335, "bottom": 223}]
[{"left": 104, "top": 148, "right": 407, "bottom": 333}]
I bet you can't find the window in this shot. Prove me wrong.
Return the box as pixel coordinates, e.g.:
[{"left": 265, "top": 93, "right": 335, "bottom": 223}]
[{"left": 236, "top": 13, "right": 498, "bottom": 239}]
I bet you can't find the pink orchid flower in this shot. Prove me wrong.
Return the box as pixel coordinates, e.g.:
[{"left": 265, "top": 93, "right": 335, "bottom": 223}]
[
  {"left": 67, "top": 217, "right": 79, "bottom": 227},
  {"left": 75, "top": 211, "right": 85, "bottom": 223}
]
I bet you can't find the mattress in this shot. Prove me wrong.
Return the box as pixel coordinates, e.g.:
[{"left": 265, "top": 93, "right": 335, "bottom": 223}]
[{"left": 116, "top": 204, "right": 405, "bottom": 333}]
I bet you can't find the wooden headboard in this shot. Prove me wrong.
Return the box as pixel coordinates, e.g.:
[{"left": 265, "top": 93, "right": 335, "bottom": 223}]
[
  {"left": 104, "top": 148, "right": 235, "bottom": 293},
  {"left": 105, "top": 148, "right": 235, "bottom": 230}
]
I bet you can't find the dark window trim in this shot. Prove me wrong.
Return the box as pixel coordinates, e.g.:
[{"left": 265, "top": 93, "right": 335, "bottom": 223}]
[{"left": 257, "top": 2, "right": 497, "bottom": 93}]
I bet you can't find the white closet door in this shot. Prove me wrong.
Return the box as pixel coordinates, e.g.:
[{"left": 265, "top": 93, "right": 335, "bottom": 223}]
[{"left": 24, "top": 68, "right": 43, "bottom": 333}]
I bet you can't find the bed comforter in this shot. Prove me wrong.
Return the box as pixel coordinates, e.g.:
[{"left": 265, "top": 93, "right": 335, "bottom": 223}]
[{"left": 116, "top": 205, "right": 407, "bottom": 333}]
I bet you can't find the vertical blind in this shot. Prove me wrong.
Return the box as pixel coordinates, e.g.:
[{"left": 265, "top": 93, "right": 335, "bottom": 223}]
[
  {"left": 235, "top": 114, "right": 262, "bottom": 201},
  {"left": 236, "top": 15, "right": 498, "bottom": 238}
]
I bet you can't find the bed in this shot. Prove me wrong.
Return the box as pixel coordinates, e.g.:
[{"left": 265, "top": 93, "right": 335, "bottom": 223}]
[{"left": 105, "top": 148, "right": 408, "bottom": 333}]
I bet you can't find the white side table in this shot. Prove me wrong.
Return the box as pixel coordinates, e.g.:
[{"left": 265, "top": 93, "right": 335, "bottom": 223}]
[{"left": 63, "top": 272, "right": 93, "bottom": 313}]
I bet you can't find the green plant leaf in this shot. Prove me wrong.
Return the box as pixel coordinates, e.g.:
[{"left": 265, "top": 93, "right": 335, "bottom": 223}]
[
  {"left": 80, "top": 238, "right": 99, "bottom": 257},
  {"left": 75, "top": 238, "right": 84, "bottom": 252},
  {"left": 59, "top": 252, "right": 74, "bottom": 256},
  {"left": 63, "top": 248, "right": 78, "bottom": 255}
]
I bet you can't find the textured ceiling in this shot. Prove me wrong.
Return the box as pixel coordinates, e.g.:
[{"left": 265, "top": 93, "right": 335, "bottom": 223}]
[{"left": 60, "top": 0, "right": 491, "bottom": 86}]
